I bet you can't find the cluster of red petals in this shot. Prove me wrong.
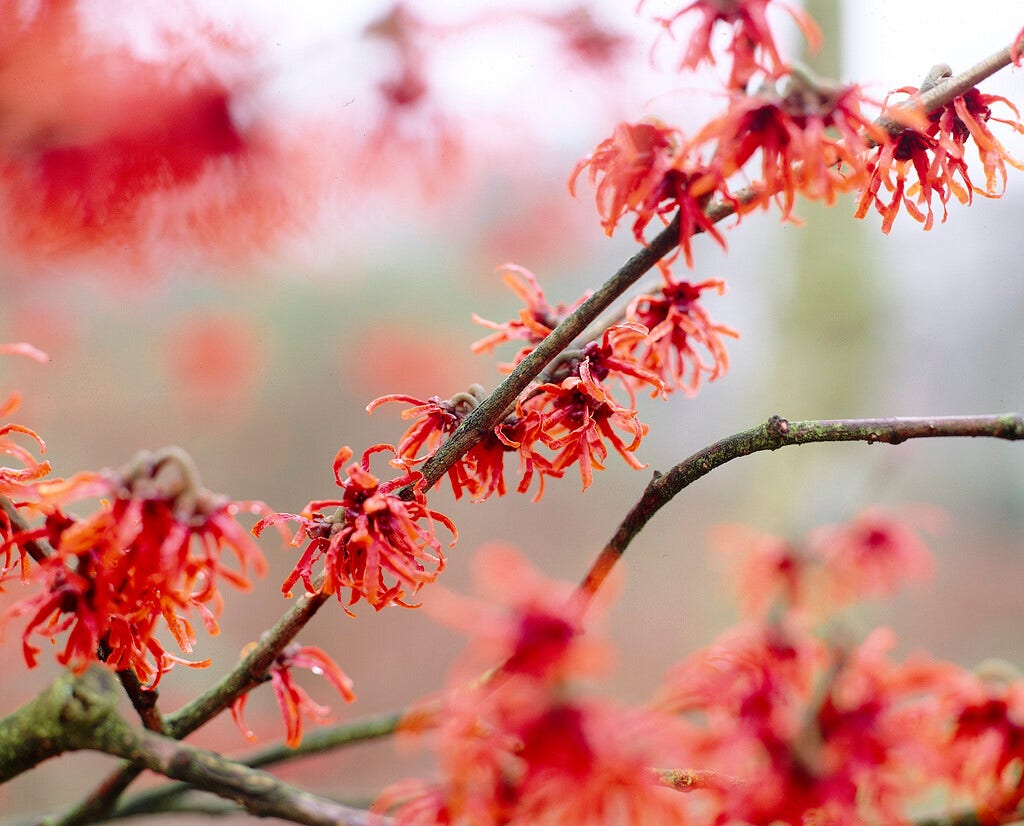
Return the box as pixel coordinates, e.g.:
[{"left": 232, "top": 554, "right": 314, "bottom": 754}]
[
  {"left": 531, "top": 6, "right": 632, "bottom": 72},
  {"left": 375, "top": 546, "right": 686, "bottom": 824},
  {"left": 368, "top": 388, "right": 559, "bottom": 502},
  {"left": 693, "top": 74, "right": 888, "bottom": 221},
  {"left": 857, "top": 85, "right": 1024, "bottom": 233},
  {"left": 663, "top": 512, "right": 1024, "bottom": 825},
  {"left": 359, "top": 3, "right": 466, "bottom": 198},
  {"left": 570, "top": 119, "right": 729, "bottom": 268},
  {"left": 256, "top": 445, "right": 456, "bottom": 613},
  {"left": 946, "top": 674, "right": 1024, "bottom": 817},
  {"left": 0, "top": 344, "right": 51, "bottom": 585},
  {"left": 645, "top": 0, "right": 822, "bottom": 89},
  {"left": 231, "top": 641, "right": 355, "bottom": 748},
  {"left": 374, "top": 269, "right": 734, "bottom": 498},
  {"left": 4, "top": 450, "right": 268, "bottom": 686},
  {"left": 0, "top": 1, "right": 319, "bottom": 270},
  {"left": 715, "top": 505, "right": 940, "bottom": 618},
  {"left": 376, "top": 524, "right": 1024, "bottom": 825},
  {"left": 625, "top": 278, "right": 738, "bottom": 395},
  {"left": 657, "top": 617, "right": 1005, "bottom": 825}
]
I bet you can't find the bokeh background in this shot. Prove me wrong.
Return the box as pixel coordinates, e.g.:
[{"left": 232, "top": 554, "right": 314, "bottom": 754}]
[{"left": 1, "top": 0, "right": 1022, "bottom": 821}]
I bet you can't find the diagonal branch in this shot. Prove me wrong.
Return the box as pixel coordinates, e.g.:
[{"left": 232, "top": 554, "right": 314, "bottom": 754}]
[
  {"left": 413, "top": 38, "right": 1023, "bottom": 495},
  {"left": 575, "top": 413, "right": 1024, "bottom": 604}
]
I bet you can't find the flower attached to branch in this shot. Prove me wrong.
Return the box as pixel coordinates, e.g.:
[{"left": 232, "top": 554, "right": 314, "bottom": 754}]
[
  {"left": 257, "top": 445, "right": 456, "bottom": 613},
  {"left": 5, "top": 448, "right": 269, "bottom": 686},
  {"left": 645, "top": 0, "right": 822, "bottom": 89},
  {"left": 570, "top": 119, "right": 730, "bottom": 268},
  {"left": 472, "top": 264, "right": 589, "bottom": 368},
  {"left": 528, "top": 373, "right": 649, "bottom": 491},
  {"left": 693, "top": 69, "right": 888, "bottom": 221},
  {"left": 857, "top": 80, "right": 1024, "bottom": 233},
  {"left": 231, "top": 641, "right": 355, "bottom": 748},
  {"left": 713, "top": 506, "right": 940, "bottom": 620},
  {"left": 625, "top": 278, "right": 737, "bottom": 395},
  {"left": 808, "top": 505, "right": 939, "bottom": 606},
  {"left": 1, "top": 344, "right": 51, "bottom": 586}
]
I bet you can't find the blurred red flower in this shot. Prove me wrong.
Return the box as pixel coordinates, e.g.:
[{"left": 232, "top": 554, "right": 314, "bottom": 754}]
[
  {"left": 645, "top": 0, "right": 821, "bottom": 89},
  {"left": 0, "top": 1, "right": 321, "bottom": 271}
]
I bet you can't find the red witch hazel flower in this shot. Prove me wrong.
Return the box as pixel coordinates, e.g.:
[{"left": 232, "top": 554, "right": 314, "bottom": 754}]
[
  {"left": 256, "top": 445, "right": 456, "bottom": 613},
  {"left": 645, "top": 0, "right": 822, "bottom": 89},
  {"left": 625, "top": 278, "right": 737, "bottom": 395},
  {"left": 375, "top": 546, "right": 688, "bottom": 825},
  {"left": 1, "top": 341, "right": 51, "bottom": 586},
  {"left": 857, "top": 77, "right": 1024, "bottom": 233},
  {"left": 231, "top": 641, "right": 355, "bottom": 748},
  {"left": 692, "top": 70, "right": 888, "bottom": 221},
  {"left": 0, "top": 3, "right": 323, "bottom": 270},
  {"left": 808, "top": 505, "right": 940, "bottom": 607},
  {"left": 5, "top": 448, "right": 269, "bottom": 686},
  {"left": 526, "top": 371, "right": 650, "bottom": 491},
  {"left": 471, "top": 264, "right": 589, "bottom": 369},
  {"left": 368, "top": 387, "right": 559, "bottom": 502},
  {"left": 570, "top": 119, "right": 729, "bottom": 268}
]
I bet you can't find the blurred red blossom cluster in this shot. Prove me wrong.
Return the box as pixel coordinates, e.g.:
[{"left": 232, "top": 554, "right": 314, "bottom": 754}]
[
  {"left": 0, "top": 0, "right": 330, "bottom": 272},
  {"left": 375, "top": 521, "right": 1024, "bottom": 825}
]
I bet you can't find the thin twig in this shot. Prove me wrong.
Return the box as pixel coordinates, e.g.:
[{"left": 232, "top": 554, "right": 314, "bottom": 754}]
[
  {"left": 575, "top": 413, "right": 1024, "bottom": 604},
  {"left": 0, "top": 496, "right": 49, "bottom": 563},
  {"left": 100, "top": 710, "right": 405, "bottom": 822}
]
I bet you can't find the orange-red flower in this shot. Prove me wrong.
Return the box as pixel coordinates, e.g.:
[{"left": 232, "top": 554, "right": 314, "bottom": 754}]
[
  {"left": 375, "top": 546, "right": 688, "bottom": 824},
  {"left": 533, "top": 6, "right": 632, "bottom": 72},
  {"left": 5, "top": 449, "right": 268, "bottom": 685},
  {"left": 809, "top": 506, "right": 938, "bottom": 607},
  {"left": 646, "top": 0, "right": 821, "bottom": 89},
  {"left": 570, "top": 119, "right": 729, "bottom": 268},
  {"left": 693, "top": 74, "right": 887, "bottom": 220},
  {"left": 625, "top": 278, "right": 737, "bottom": 395},
  {"left": 257, "top": 445, "right": 456, "bottom": 613},
  {"left": 231, "top": 641, "right": 355, "bottom": 748},
  {"left": 526, "top": 374, "right": 648, "bottom": 491},
  {"left": 472, "top": 264, "right": 589, "bottom": 368},
  {"left": 0, "top": 3, "right": 321, "bottom": 271},
  {"left": 857, "top": 85, "right": 1024, "bottom": 233},
  {"left": 711, "top": 523, "right": 808, "bottom": 618}
]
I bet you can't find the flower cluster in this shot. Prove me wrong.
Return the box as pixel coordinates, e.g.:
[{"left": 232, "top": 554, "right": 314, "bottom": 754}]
[
  {"left": 256, "top": 445, "right": 456, "bottom": 613},
  {"left": 691, "top": 70, "right": 889, "bottom": 221},
  {"left": 857, "top": 83, "right": 1024, "bottom": 233},
  {"left": 372, "top": 268, "right": 734, "bottom": 499},
  {"left": 4, "top": 448, "right": 269, "bottom": 686},
  {"left": 574, "top": 5, "right": 1024, "bottom": 271},
  {"left": 569, "top": 119, "right": 728, "bottom": 268},
  {"left": 374, "top": 546, "right": 688, "bottom": 824},
  {"left": 714, "top": 505, "right": 941, "bottom": 619},
  {"left": 0, "top": 2, "right": 320, "bottom": 271},
  {"left": 0, "top": 343, "right": 51, "bottom": 586},
  {"left": 375, "top": 507, "right": 1024, "bottom": 826}
]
